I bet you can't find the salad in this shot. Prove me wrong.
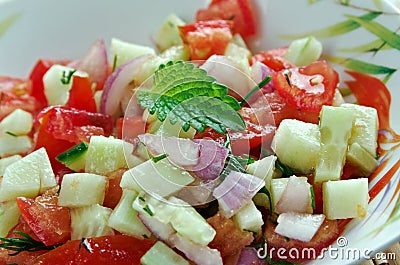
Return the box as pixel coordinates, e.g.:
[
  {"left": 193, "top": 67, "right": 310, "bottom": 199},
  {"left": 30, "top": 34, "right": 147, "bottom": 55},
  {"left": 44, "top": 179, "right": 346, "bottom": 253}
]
[{"left": 0, "top": 0, "right": 394, "bottom": 264}]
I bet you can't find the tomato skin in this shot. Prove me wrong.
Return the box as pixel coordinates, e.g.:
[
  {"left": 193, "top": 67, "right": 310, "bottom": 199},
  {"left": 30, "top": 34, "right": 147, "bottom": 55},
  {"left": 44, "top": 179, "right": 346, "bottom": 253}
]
[
  {"left": 272, "top": 60, "right": 338, "bottom": 113},
  {"left": 196, "top": 0, "right": 256, "bottom": 38},
  {"left": 116, "top": 116, "right": 146, "bottom": 140},
  {"left": 65, "top": 75, "right": 97, "bottom": 113},
  {"left": 27, "top": 235, "right": 155, "bottom": 265},
  {"left": 251, "top": 47, "right": 295, "bottom": 71},
  {"left": 103, "top": 169, "right": 127, "bottom": 209},
  {"left": 16, "top": 193, "right": 71, "bottom": 246},
  {"left": 29, "top": 59, "right": 69, "bottom": 108},
  {"left": 179, "top": 20, "right": 233, "bottom": 60},
  {"left": 0, "top": 76, "right": 38, "bottom": 120}
]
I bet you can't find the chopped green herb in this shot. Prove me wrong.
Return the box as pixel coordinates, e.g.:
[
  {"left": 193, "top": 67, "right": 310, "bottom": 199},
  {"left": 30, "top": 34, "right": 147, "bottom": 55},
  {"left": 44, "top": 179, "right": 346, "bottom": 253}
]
[
  {"left": 239, "top": 76, "right": 272, "bottom": 107},
  {"left": 143, "top": 205, "right": 154, "bottom": 216},
  {"left": 60, "top": 69, "right": 77, "bottom": 85},
  {"left": 283, "top": 69, "right": 292, "bottom": 87},
  {"left": 5, "top": 131, "right": 17, "bottom": 137},
  {"left": 152, "top": 153, "right": 168, "bottom": 163},
  {"left": 142, "top": 234, "right": 149, "bottom": 239},
  {"left": 310, "top": 185, "right": 316, "bottom": 210},
  {"left": 275, "top": 159, "right": 294, "bottom": 176},
  {"left": 284, "top": 236, "right": 290, "bottom": 242},
  {"left": 79, "top": 238, "right": 92, "bottom": 253},
  {"left": 0, "top": 231, "right": 60, "bottom": 256},
  {"left": 136, "top": 61, "right": 245, "bottom": 134},
  {"left": 375, "top": 152, "right": 380, "bottom": 160},
  {"left": 138, "top": 196, "right": 146, "bottom": 202},
  {"left": 112, "top": 55, "right": 118, "bottom": 72}
]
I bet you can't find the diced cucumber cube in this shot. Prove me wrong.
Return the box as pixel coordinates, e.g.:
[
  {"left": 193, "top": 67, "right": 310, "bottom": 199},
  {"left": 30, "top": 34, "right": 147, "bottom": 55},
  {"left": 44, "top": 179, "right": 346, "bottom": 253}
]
[
  {"left": 141, "top": 241, "right": 190, "bottom": 265},
  {"left": 0, "top": 148, "right": 55, "bottom": 201},
  {"left": 246, "top": 155, "right": 277, "bottom": 191},
  {"left": 0, "top": 155, "right": 21, "bottom": 176},
  {"left": 0, "top": 135, "right": 32, "bottom": 157},
  {"left": 168, "top": 197, "right": 216, "bottom": 246},
  {"left": 0, "top": 109, "right": 33, "bottom": 136},
  {"left": 233, "top": 200, "right": 264, "bottom": 232},
  {"left": 85, "top": 136, "right": 133, "bottom": 175},
  {"left": 110, "top": 38, "right": 156, "bottom": 69},
  {"left": 341, "top": 103, "right": 378, "bottom": 156},
  {"left": 252, "top": 192, "right": 271, "bottom": 209},
  {"left": 284, "top": 36, "right": 322, "bottom": 66},
  {"left": 70, "top": 204, "right": 114, "bottom": 240},
  {"left": 271, "top": 119, "right": 320, "bottom": 173},
  {"left": 120, "top": 159, "right": 194, "bottom": 198},
  {"left": 43, "top": 64, "right": 88, "bottom": 106},
  {"left": 224, "top": 42, "right": 251, "bottom": 76},
  {"left": 108, "top": 189, "right": 151, "bottom": 238},
  {"left": 153, "top": 14, "right": 185, "bottom": 52},
  {"left": 153, "top": 116, "right": 196, "bottom": 139},
  {"left": 56, "top": 142, "right": 88, "bottom": 172},
  {"left": 323, "top": 178, "right": 369, "bottom": 219},
  {"left": 315, "top": 106, "right": 354, "bottom": 182},
  {"left": 0, "top": 200, "right": 20, "bottom": 237},
  {"left": 58, "top": 173, "right": 106, "bottom": 207},
  {"left": 93, "top": 90, "right": 103, "bottom": 113},
  {"left": 346, "top": 143, "right": 378, "bottom": 176}
]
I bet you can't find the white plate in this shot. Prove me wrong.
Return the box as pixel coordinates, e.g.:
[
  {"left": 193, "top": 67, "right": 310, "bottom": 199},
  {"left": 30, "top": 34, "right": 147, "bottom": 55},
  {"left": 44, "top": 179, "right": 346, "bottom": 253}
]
[{"left": 0, "top": 0, "right": 399, "bottom": 264}]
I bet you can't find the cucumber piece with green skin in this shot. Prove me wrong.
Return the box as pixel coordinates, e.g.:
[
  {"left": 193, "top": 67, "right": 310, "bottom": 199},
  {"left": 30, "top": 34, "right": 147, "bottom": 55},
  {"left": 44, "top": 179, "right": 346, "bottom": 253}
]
[
  {"left": 110, "top": 38, "right": 156, "bottom": 69},
  {"left": 315, "top": 106, "right": 354, "bottom": 183},
  {"left": 284, "top": 36, "right": 322, "bottom": 66},
  {"left": 153, "top": 14, "right": 185, "bottom": 52},
  {"left": 233, "top": 200, "right": 264, "bottom": 232},
  {"left": 56, "top": 142, "right": 88, "bottom": 172},
  {"left": 141, "top": 241, "right": 190, "bottom": 265}
]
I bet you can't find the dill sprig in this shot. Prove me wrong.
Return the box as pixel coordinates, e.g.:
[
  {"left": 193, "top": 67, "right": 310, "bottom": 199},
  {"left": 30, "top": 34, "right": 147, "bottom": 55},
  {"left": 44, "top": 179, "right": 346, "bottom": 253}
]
[{"left": 0, "top": 231, "right": 61, "bottom": 256}]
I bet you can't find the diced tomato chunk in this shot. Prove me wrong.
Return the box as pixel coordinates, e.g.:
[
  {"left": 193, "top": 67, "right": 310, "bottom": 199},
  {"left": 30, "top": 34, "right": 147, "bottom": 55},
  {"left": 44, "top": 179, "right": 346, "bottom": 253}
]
[
  {"left": 16, "top": 190, "right": 71, "bottom": 246},
  {"left": 65, "top": 75, "right": 97, "bottom": 113},
  {"left": 103, "top": 169, "right": 127, "bottom": 209},
  {"left": 252, "top": 47, "right": 295, "bottom": 72},
  {"left": 272, "top": 60, "right": 338, "bottom": 113},
  {"left": 26, "top": 235, "right": 155, "bottom": 265},
  {"left": 179, "top": 20, "right": 233, "bottom": 60},
  {"left": 116, "top": 116, "right": 146, "bottom": 140},
  {"left": 196, "top": 0, "right": 256, "bottom": 38}
]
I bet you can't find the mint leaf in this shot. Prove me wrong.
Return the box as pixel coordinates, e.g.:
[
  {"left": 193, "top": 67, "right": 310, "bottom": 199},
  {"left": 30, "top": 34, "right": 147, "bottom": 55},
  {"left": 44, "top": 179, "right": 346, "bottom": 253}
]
[{"left": 137, "top": 61, "right": 245, "bottom": 134}]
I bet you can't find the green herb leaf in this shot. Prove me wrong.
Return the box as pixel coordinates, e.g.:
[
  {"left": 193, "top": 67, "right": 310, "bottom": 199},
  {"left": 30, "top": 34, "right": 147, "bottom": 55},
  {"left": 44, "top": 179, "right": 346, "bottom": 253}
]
[
  {"left": 60, "top": 70, "right": 77, "bottom": 85},
  {"left": 310, "top": 186, "right": 316, "bottom": 210},
  {"left": 143, "top": 205, "right": 154, "bottom": 216},
  {"left": 345, "top": 14, "right": 400, "bottom": 51},
  {"left": 152, "top": 153, "right": 168, "bottom": 163},
  {"left": 5, "top": 131, "right": 17, "bottom": 137},
  {"left": 136, "top": 61, "right": 245, "bottom": 134},
  {"left": 112, "top": 55, "right": 118, "bottom": 72},
  {"left": 275, "top": 159, "right": 294, "bottom": 176},
  {"left": 0, "top": 231, "right": 60, "bottom": 256},
  {"left": 280, "top": 12, "right": 381, "bottom": 39},
  {"left": 79, "top": 238, "right": 92, "bottom": 253}
]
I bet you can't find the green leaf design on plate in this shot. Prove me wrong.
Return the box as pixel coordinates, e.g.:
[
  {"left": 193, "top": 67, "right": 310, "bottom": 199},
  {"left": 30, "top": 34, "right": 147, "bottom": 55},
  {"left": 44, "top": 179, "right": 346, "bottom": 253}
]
[
  {"left": 345, "top": 14, "right": 400, "bottom": 51},
  {"left": 307, "top": 0, "right": 321, "bottom": 5},
  {"left": 326, "top": 55, "right": 397, "bottom": 82},
  {"left": 0, "top": 12, "right": 21, "bottom": 38},
  {"left": 280, "top": 12, "right": 381, "bottom": 39},
  {"left": 339, "top": 39, "right": 392, "bottom": 52}
]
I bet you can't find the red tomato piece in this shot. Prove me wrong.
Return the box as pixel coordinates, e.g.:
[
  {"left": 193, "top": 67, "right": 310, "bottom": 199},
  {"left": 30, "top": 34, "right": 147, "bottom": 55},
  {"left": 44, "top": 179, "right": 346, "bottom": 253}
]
[
  {"left": 196, "top": 0, "right": 256, "bottom": 38},
  {"left": 272, "top": 61, "right": 339, "bottom": 113},
  {"left": 179, "top": 20, "right": 233, "bottom": 60},
  {"left": 264, "top": 219, "right": 340, "bottom": 263},
  {"left": 28, "top": 59, "right": 70, "bottom": 107},
  {"left": 116, "top": 116, "right": 146, "bottom": 139},
  {"left": 65, "top": 75, "right": 97, "bottom": 113},
  {"left": 16, "top": 193, "right": 71, "bottom": 246},
  {"left": 251, "top": 47, "right": 295, "bottom": 71},
  {"left": 27, "top": 235, "right": 155, "bottom": 265},
  {"left": 103, "top": 169, "right": 127, "bottom": 209},
  {"left": 0, "top": 76, "right": 38, "bottom": 120}
]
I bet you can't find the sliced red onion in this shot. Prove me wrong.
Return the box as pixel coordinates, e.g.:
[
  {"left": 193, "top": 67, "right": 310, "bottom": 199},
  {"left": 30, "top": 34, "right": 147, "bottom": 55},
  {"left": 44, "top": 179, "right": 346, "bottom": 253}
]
[
  {"left": 169, "top": 233, "right": 223, "bottom": 265},
  {"left": 100, "top": 54, "right": 153, "bottom": 116},
  {"left": 237, "top": 247, "right": 266, "bottom": 265},
  {"left": 200, "top": 55, "right": 251, "bottom": 98},
  {"left": 250, "top": 61, "right": 275, "bottom": 93},
  {"left": 137, "top": 212, "right": 175, "bottom": 244},
  {"left": 138, "top": 134, "right": 199, "bottom": 167},
  {"left": 213, "top": 171, "right": 265, "bottom": 218},
  {"left": 275, "top": 175, "right": 312, "bottom": 214},
  {"left": 68, "top": 39, "right": 108, "bottom": 89},
  {"left": 191, "top": 139, "right": 229, "bottom": 181},
  {"left": 274, "top": 212, "right": 325, "bottom": 242}
]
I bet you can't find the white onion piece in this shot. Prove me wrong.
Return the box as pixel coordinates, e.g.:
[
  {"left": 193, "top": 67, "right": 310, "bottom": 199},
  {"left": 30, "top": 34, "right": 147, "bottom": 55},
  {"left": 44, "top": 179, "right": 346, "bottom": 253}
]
[
  {"left": 137, "top": 212, "right": 175, "bottom": 244},
  {"left": 275, "top": 175, "right": 312, "bottom": 214},
  {"left": 68, "top": 39, "right": 108, "bottom": 88},
  {"left": 237, "top": 247, "right": 266, "bottom": 265},
  {"left": 169, "top": 233, "right": 223, "bottom": 265},
  {"left": 213, "top": 171, "right": 265, "bottom": 218},
  {"left": 200, "top": 55, "right": 251, "bottom": 98},
  {"left": 100, "top": 54, "right": 153, "bottom": 116},
  {"left": 251, "top": 61, "right": 275, "bottom": 93},
  {"left": 274, "top": 212, "right": 325, "bottom": 242},
  {"left": 191, "top": 139, "right": 229, "bottom": 181},
  {"left": 138, "top": 134, "right": 199, "bottom": 166}
]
